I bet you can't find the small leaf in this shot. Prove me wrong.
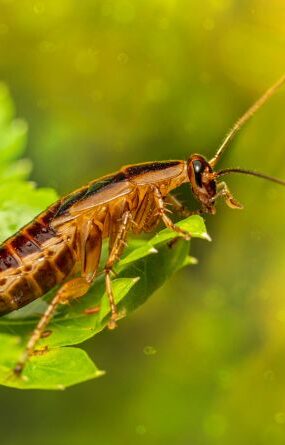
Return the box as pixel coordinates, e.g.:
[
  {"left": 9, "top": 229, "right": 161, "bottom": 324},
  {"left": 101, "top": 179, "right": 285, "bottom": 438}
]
[
  {"left": 0, "top": 334, "right": 103, "bottom": 390},
  {"left": 120, "top": 215, "right": 208, "bottom": 266}
]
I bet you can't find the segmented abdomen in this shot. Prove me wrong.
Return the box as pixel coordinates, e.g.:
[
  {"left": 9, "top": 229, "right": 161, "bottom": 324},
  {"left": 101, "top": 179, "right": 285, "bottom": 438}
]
[{"left": 0, "top": 203, "right": 77, "bottom": 315}]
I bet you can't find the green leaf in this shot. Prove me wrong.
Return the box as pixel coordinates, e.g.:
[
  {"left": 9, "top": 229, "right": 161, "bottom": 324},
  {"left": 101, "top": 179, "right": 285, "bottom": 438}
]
[
  {"left": 0, "top": 84, "right": 210, "bottom": 389},
  {"left": 0, "top": 118, "right": 28, "bottom": 163},
  {"left": 120, "top": 214, "right": 209, "bottom": 266},
  {"left": 0, "top": 158, "right": 32, "bottom": 181},
  {"left": 0, "top": 215, "right": 209, "bottom": 389},
  {"left": 0, "top": 83, "right": 58, "bottom": 243},
  {"left": 0, "top": 334, "right": 103, "bottom": 390},
  {"left": 0, "top": 182, "right": 58, "bottom": 242}
]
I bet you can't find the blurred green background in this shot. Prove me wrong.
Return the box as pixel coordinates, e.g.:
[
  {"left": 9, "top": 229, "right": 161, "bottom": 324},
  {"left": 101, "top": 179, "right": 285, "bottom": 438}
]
[{"left": 1, "top": 0, "right": 285, "bottom": 444}]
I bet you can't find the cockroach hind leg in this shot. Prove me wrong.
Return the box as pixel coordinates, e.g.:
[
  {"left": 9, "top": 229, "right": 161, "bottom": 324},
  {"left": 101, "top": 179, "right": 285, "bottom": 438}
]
[
  {"left": 10, "top": 280, "right": 87, "bottom": 382},
  {"left": 12, "top": 345, "right": 49, "bottom": 380}
]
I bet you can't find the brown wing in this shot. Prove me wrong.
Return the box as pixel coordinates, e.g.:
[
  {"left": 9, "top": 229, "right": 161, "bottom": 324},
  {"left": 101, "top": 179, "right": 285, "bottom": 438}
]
[{"left": 51, "top": 160, "right": 187, "bottom": 228}]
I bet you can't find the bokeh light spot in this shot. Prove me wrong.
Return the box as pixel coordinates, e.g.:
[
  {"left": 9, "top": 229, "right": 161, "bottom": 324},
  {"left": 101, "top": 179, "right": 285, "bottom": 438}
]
[{"left": 143, "top": 345, "right": 157, "bottom": 356}]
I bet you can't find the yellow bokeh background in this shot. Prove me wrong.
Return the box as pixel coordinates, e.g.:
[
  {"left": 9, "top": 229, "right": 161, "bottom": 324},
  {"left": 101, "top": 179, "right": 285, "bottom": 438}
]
[{"left": 1, "top": 1, "right": 285, "bottom": 444}]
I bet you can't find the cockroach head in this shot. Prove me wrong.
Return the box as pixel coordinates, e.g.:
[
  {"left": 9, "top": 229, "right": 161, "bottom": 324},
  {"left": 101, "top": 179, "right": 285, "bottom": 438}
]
[
  {"left": 186, "top": 75, "right": 285, "bottom": 214},
  {"left": 187, "top": 154, "right": 217, "bottom": 214}
]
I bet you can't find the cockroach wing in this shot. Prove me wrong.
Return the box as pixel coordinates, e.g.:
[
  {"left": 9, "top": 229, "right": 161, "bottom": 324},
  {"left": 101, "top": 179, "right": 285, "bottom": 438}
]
[{"left": 51, "top": 176, "right": 133, "bottom": 228}]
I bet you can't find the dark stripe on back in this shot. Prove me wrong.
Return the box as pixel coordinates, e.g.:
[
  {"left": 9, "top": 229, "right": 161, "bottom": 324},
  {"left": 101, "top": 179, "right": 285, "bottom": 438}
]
[
  {"left": 0, "top": 246, "right": 20, "bottom": 271},
  {"left": 125, "top": 161, "right": 180, "bottom": 177},
  {"left": 56, "top": 188, "right": 87, "bottom": 217},
  {"left": 56, "top": 172, "right": 127, "bottom": 217},
  {"left": 39, "top": 202, "right": 61, "bottom": 226},
  {"left": 85, "top": 172, "right": 126, "bottom": 198}
]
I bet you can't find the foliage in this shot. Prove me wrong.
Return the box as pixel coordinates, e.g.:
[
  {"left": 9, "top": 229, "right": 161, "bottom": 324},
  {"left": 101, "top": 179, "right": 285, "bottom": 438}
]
[
  {"left": 0, "top": 85, "right": 209, "bottom": 389},
  {"left": 0, "top": 83, "right": 58, "bottom": 241}
]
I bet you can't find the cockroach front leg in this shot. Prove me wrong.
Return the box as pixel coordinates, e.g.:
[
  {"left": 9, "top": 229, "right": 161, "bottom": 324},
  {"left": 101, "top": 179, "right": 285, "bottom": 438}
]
[
  {"left": 154, "top": 188, "right": 191, "bottom": 240},
  {"left": 166, "top": 193, "right": 204, "bottom": 217},
  {"left": 212, "top": 181, "right": 243, "bottom": 209},
  {"left": 166, "top": 194, "right": 191, "bottom": 217},
  {"left": 14, "top": 277, "right": 91, "bottom": 376},
  {"left": 104, "top": 210, "right": 131, "bottom": 329}
]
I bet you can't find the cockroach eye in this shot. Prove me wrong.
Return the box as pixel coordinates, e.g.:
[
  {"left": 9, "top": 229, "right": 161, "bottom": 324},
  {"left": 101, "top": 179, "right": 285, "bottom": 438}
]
[
  {"left": 192, "top": 159, "right": 205, "bottom": 187},
  {"left": 193, "top": 160, "right": 203, "bottom": 174}
]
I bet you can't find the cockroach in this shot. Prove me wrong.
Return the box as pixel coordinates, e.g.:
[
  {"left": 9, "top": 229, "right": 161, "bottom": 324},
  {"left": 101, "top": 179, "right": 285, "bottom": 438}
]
[{"left": 0, "top": 75, "right": 285, "bottom": 376}]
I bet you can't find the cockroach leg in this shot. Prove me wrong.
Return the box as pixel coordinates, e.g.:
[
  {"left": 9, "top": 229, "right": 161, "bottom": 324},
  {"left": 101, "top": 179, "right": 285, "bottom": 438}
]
[
  {"left": 104, "top": 210, "right": 131, "bottom": 329},
  {"left": 154, "top": 187, "right": 191, "bottom": 240},
  {"left": 13, "top": 277, "right": 91, "bottom": 376},
  {"left": 166, "top": 194, "right": 192, "bottom": 217},
  {"left": 105, "top": 268, "right": 118, "bottom": 330},
  {"left": 212, "top": 181, "right": 243, "bottom": 210},
  {"left": 167, "top": 194, "right": 205, "bottom": 218},
  {"left": 81, "top": 219, "right": 102, "bottom": 283}
]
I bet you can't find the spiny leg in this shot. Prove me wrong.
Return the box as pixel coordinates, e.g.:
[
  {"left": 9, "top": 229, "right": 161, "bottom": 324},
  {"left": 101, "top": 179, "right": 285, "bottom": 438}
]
[
  {"left": 153, "top": 187, "right": 191, "bottom": 240},
  {"left": 166, "top": 193, "right": 204, "bottom": 218},
  {"left": 105, "top": 209, "right": 131, "bottom": 329},
  {"left": 80, "top": 218, "right": 102, "bottom": 317},
  {"left": 14, "top": 277, "right": 91, "bottom": 376},
  {"left": 13, "top": 219, "right": 104, "bottom": 376},
  {"left": 166, "top": 194, "right": 192, "bottom": 217}
]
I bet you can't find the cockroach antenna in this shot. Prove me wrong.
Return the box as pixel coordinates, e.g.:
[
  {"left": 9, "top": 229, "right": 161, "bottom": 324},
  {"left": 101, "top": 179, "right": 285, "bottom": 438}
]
[
  {"left": 215, "top": 167, "right": 285, "bottom": 187},
  {"left": 187, "top": 75, "right": 285, "bottom": 215},
  {"left": 210, "top": 74, "right": 285, "bottom": 168}
]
